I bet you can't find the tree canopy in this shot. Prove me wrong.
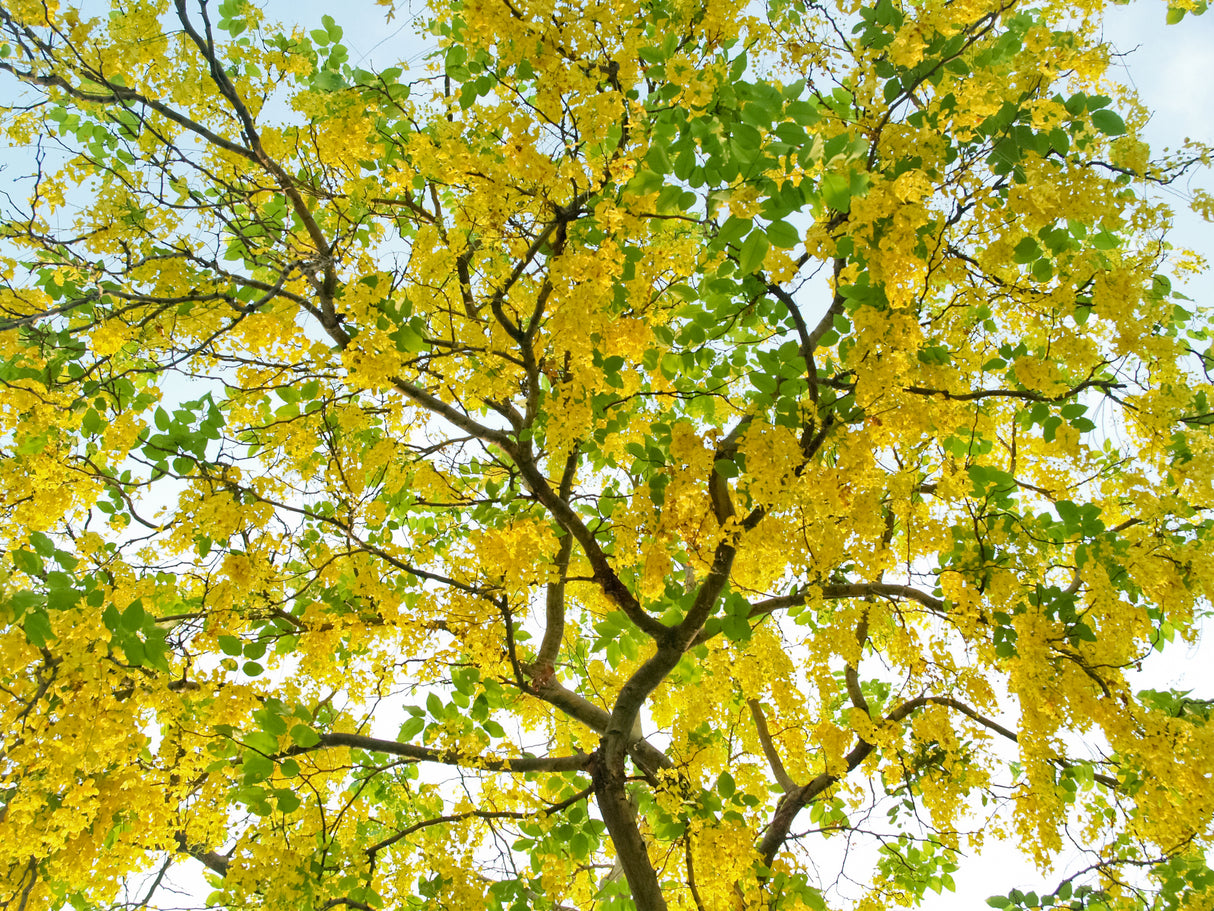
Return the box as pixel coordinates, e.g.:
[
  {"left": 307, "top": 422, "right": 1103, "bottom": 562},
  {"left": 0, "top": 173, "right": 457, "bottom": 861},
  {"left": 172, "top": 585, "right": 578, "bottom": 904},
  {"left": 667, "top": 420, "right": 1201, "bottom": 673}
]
[{"left": 1, "top": 0, "right": 1213, "bottom": 909}]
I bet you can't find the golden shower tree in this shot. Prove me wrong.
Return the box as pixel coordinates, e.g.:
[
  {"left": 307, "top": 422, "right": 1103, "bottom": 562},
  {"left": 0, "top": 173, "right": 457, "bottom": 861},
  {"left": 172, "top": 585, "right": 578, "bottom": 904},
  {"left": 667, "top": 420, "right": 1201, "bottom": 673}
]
[{"left": 1, "top": 0, "right": 1213, "bottom": 908}]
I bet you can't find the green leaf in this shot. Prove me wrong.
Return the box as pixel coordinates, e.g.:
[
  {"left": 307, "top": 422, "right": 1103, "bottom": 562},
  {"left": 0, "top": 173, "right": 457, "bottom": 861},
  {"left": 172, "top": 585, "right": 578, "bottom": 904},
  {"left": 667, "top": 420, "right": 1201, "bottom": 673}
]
[
  {"left": 738, "top": 229, "right": 770, "bottom": 274},
  {"left": 242, "top": 752, "right": 275, "bottom": 783},
  {"left": 752, "top": 370, "right": 778, "bottom": 395},
  {"left": 722, "top": 612, "right": 752, "bottom": 642},
  {"left": 1090, "top": 109, "right": 1126, "bottom": 136},
  {"left": 627, "top": 169, "right": 664, "bottom": 196},
  {"left": 718, "top": 215, "right": 752, "bottom": 247},
  {"left": 46, "top": 585, "right": 81, "bottom": 612},
  {"left": 482, "top": 719, "right": 505, "bottom": 738},
  {"left": 713, "top": 458, "right": 740, "bottom": 479},
  {"left": 123, "top": 637, "right": 147, "bottom": 666},
  {"left": 255, "top": 708, "right": 289, "bottom": 737},
  {"left": 243, "top": 640, "right": 267, "bottom": 660},
  {"left": 14, "top": 430, "right": 48, "bottom": 456},
  {"left": 821, "top": 171, "right": 853, "bottom": 212},
  {"left": 29, "top": 531, "right": 55, "bottom": 556},
  {"left": 290, "top": 724, "right": 321, "bottom": 748},
  {"left": 12, "top": 549, "right": 42, "bottom": 576},
  {"left": 766, "top": 219, "right": 800, "bottom": 248},
  {"left": 1012, "top": 237, "right": 1041, "bottom": 264},
  {"left": 1043, "top": 415, "right": 1062, "bottom": 442},
  {"left": 786, "top": 99, "right": 820, "bottom": 126},
  {"left": 656, "top": 184, "right": 688, "bottom": 213},
  {"left": 427, "top": 692, "right": 445, "bottom": 718},
  {"left": 246, "top": 729, "right": 279, "bottom": 754},
  {"left": 276, "top": 789, "right": 302, "bottom": 813},
  {"left": 22, "top": 610, "right": 53, "bottom": 647},
  {"left": 399, "top": 715, "right": 425, "bottom": 741},
  {"left": 121, "top": 600, "right": 146, "bottom": 631},
  {"left": 646, "top": 144, "right": 672, "bottom": 175},
  {"left": 1056, "top": 500, "right": 1081, "bottom": 530},
  {"left": 313, "top": 70, "right": 344, "bottom": 92},
  {"left": 1064, "top": 94, "right": 1086, "bottom": 118}
]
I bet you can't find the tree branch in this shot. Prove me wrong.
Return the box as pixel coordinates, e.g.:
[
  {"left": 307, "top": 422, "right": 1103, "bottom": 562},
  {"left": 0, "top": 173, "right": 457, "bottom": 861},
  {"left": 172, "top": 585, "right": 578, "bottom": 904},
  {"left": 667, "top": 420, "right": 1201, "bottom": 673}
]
[
  {"left": 365, "top": 786, "right": 594, "bottom": 862},
  {"left": 296, "top": 732, "right": 592, "bottom": 773},
  {"left": 506, "top": 442, "right": 668, "bottom": 640},
  {"left": 175, "top": 833, "right": 230, "bottom": 876},
  {"left": 536, "top": 451, "right": 579, "bottom": 668},
  {"left": 748, "top": 698, "right": 797, "bottom": 793}
]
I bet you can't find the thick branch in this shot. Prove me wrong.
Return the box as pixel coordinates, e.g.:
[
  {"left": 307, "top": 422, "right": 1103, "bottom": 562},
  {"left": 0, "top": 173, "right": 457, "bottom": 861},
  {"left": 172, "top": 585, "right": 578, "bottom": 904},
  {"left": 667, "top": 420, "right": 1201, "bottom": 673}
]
[
  {"left": 595, "top": 508, "right": 742, "bottom": 911},
  {"left": 507, "top": 443, "right": 667, "bottom": 640},
  {"left": 906, "top": 375, "right": 1123, "bottom": 404},
  {"left": 748, "top": 699, "right": 796, "bottom": 793},
  {"left": 175, "top": 833, "right": 230, "bottom": 876},
  {"left": 390, "top": 375, "right": 513, "bottom": 447},
  {"left": 593, "top": 752, "right": 668, "bottom": 911},
  {"left": 533, "top": 676, "right": 673, "bottom": 773},
  {"left": 758, "top": 739, "right": 874, "bottom": 866},
  {"left": 536, "top": 452, "right": 579, "bottom": 667},
  {"left": 804, "top": 258, "right": 846, "bottom": 351},
  {"left": 749, "top": 582, "right": 945, "bottom": 622}
]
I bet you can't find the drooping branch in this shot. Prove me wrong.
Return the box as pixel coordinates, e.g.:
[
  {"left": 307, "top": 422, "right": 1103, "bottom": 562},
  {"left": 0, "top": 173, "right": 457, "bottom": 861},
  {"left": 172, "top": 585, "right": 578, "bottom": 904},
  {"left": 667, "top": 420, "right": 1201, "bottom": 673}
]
[
  {"left": 300, "top": 732, "right": 592, "bottom": 773},
  {"left": 173, "top": 0, "right": 343, "bottom": 324},
  {"left": 750, "top": 582, "right": 946, "bottom": 620},
  {"left": 364, "top": 785, "right": 594, "bottom": 864},
  {"left": 905, "top": 375, "right": 1123, "bottom": 404},
  {"left": 0, "top": 57, "right": 259, "bottom": 166}
]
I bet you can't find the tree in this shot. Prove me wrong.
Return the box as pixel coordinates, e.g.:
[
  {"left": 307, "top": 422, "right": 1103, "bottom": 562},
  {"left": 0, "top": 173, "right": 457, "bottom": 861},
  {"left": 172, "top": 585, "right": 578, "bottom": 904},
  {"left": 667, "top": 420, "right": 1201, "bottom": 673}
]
[{"left": 1, "top": 0, "right": 1213, "bottom": 907}]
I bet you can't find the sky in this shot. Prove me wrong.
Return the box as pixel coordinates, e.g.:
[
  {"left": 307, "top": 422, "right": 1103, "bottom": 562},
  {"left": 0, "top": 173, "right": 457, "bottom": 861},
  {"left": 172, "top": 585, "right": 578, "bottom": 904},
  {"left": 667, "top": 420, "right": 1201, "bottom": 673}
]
[{"left": 272, "top": 0, "right": 1214, "bottom": 907}]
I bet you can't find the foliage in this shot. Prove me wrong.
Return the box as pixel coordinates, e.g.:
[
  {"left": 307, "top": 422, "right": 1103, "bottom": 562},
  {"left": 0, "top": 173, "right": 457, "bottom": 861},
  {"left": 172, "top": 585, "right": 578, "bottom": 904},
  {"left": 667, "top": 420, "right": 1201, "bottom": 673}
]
[{"left": 1, "top": 0, "right": 1213, "bottom": 909}]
